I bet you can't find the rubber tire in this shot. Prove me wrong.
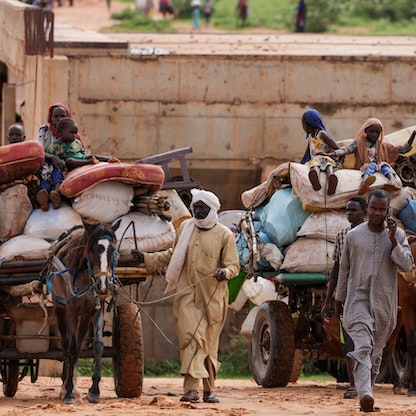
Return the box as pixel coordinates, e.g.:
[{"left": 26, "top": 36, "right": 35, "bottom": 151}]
[
  {"left": 113, "top": 302, "right": 144, "bottom": 398},
  {"left": 250, "top": 301, "right": 295, "bottom": 388},
  {"left": 289, "top": 349, "right": 303, "bottom": 382},
  {"left": 391, "top": 324, "right": 410, "bottom": 388},
  {"left": 2, "top": 360, "right": 19, "bottom": 397}
]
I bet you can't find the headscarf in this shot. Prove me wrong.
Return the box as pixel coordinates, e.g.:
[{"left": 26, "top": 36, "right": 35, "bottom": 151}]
[
  {"left": 300, "top": 109, "right": 327, "bottom": 164},
  {"left": 164, "top": 189, "right": 221, "bottom": 292},
  {"left": 303, "top": 108, "right": 326, "bottom": 131},
  {"left": 47, "top": 102, "right": 87, "bottom": 149},
  {"left": 355, "top": 117, "right": 390, "bottom": 168}
]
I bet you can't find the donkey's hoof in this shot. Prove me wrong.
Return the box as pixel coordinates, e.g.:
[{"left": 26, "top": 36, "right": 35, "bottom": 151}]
[
  {"left": 64, "top": 396, "right": 76, "bottom": 405},
  {"left": 393, "top": 386, "right": 407, "bottom": 395},
  {"left": 408, "top": 389, "right": 416, "bottom": 397},
  {"left": 87, "top": 392, "right": 100, "bottom": 403}
]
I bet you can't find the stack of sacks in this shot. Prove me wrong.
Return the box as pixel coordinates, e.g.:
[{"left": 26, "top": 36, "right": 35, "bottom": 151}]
[
  {"left": 0, "top": 203, "right": 83, "bottom": 265},
  {"left": 280, "top": 210, "right": 349, "bottom": 274}
]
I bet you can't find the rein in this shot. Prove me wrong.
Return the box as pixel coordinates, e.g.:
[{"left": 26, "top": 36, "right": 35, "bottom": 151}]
[
  {"left": 47, "top": 234, "right": 119, "bottom": 304},
  {"left": 46, "top": 266, "right": 93, "bottom": 303}
]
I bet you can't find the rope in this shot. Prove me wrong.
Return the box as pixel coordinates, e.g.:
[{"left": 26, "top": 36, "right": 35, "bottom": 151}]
[{"left": 114, "top": 272, "right": 219, "bottom": 350}]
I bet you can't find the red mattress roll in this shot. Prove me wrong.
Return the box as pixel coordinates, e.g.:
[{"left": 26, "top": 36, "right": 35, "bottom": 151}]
[
  {"left": 59, "top": 162, "right": 165, "bottom": 198},
  {"left": 0, "top": 141, "right": 44, "bottom": 185}
]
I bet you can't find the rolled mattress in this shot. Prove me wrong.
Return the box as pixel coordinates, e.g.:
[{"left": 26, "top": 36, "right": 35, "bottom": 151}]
[
  {"left": 59, "top": 162, "right": 165, "bottom": 198},
  {"left": 0, "top": 141, "right": 44, "bottom": 185}
]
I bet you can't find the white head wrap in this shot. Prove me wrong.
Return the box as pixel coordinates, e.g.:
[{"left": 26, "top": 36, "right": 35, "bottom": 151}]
[
  {"left": 190, "top": 189, "right": 220, "bottom": 229},
  {"left": 164, "top": 189, "right": 220, "bottom": 293}
]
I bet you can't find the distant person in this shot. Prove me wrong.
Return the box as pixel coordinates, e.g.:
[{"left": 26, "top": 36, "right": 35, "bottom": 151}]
[
  {"left": 159, "top": 0, "right": 175, "bottom": 18},
  {"left": 6, "top": 123, "right": 25, "bottom": 144},
  {"left": 295, "top": 0, "right": 306, "bottom": 32},
  {"left": 191, "top": 0, "right": 202, "bottom": 29},
  {"left": 236, "top": 0, "right": 248, "bottom": 26},
  {"left": 203, "top": 0, "right": 213, "bottom": 25}
]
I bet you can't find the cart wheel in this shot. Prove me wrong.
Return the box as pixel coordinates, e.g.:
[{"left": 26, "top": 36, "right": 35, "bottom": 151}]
[
  {"left": 250, "top": 301, "right": 295, "bottom": 387},
  {"left": 2, "top": 360, "right": 19, "bottom": 397},
  {"left": 113, "top": 302, "right": 143, "bottom": 398}
]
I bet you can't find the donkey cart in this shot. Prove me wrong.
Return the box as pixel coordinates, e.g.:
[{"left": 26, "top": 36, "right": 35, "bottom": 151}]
[{"left": 0, "top": 257, "right": 147, "bottom": 399}]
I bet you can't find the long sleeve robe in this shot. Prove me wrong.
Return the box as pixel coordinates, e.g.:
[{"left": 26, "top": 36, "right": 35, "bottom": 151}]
[
  {"left": 144, "top": 220, "right": 240, "bottom": 378},
  {"left": 335, "top": 222, "right": 413, "bottom": 374}
]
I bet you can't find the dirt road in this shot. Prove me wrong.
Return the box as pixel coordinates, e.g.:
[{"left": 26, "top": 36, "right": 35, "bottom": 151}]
[{"left": 2, "top": 375, "right": 416, "bottom": 415}]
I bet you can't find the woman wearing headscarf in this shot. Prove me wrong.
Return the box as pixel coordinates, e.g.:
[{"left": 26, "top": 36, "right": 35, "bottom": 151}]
[
  {"left": 132, "top": 189, "right": 240, "bottom": 404},
  {"left": 300, "top": 108, "right": 340, "bottom": 195},
  {"left": 330, "top": 118, "right": 415, "bottom": 194}
]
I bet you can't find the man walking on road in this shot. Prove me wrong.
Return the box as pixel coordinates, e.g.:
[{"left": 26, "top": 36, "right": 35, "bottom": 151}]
[
  {"left": 321, "top": 195, "right": 367, "bottom": 399},
  {"left": 132, "top": 189, "right": 240, "bottom": 404},
  {"left": 335, "top": 189, "right": 413, "bottom": 412}
]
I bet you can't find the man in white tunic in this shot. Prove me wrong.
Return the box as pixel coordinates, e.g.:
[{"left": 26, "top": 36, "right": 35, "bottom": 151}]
[
  {"left": 335, "top": 189, "right": 413, "bottom": 412},
  {"left": 134, "top": 189, "right": 240, "bottom": 403}
]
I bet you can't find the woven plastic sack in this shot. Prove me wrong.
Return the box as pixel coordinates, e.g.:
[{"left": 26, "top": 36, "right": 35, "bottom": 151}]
[
  {"left": 290, "top": 162, "right": 394, "bottom": 212},
  {"left": 0, "top": 235, "right": 50, "bottom": 264},
  {"left": 258, "top": 187, "right": 310, "bottom": 249},
  {"left": 296, "top": 210, "right": 350, "bottom": 242},
  {"left": 23, "top": 204, "right": 83, "bottom": 241},
  {"left": 0, "top": 184, "right": 33, "bottom": 242},
  {"left": 281, "top": 237, "right": 334, "bottom": 274},
  {"left": 114, "top": 211, "right": 176, "bottom": 255},
  {"left": 72, "top": 181, "right": 134, "bottom": 223}
]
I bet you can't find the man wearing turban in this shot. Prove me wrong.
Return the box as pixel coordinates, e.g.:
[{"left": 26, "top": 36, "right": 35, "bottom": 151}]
[{"left": 133, "top": 189, "right": 240, "bottom": 403}]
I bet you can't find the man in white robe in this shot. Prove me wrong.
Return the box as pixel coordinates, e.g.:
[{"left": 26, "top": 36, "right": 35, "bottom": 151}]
[
  {"left": 134, "top": 189, "right": 240, "bottom": 403},
  {"left": 335, "top": 189, "right": 413, "bottom": 412}
]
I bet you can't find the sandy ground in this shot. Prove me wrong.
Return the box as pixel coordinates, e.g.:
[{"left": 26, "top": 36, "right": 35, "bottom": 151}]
[{"left": 2, "top": 375, "right": 416, "bottom": 415}]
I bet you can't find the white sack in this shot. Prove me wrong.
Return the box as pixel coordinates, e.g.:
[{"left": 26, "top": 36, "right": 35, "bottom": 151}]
[
  {"left": 290, "top": 162, "right": 396, "bottom": 212},
  {"left": 0, "top": 184, "right": 33, "bottom": 242},
  {"left": 114, "top": 211, "right": 176, "bottom": 255},
  {"left": 281, "top": 237, "right": 334, "bottom": 273},
  {"left": 72, "top": 181, "right": 134, "bottom": 223},
  {"left": 296, "top": 210, "right": 350, "bottom": 242},
  {"left": 24, "top": 204, "right": 83, "bottom": 241},
  {"left": 0, "top": 235, "right": 50, "bottom": 264},
  {"left": 259, "top": 242, "right": 284, "bottom": 271}
]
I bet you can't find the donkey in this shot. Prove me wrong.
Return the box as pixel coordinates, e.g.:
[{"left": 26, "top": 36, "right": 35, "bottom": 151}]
[{"left": 47, "top": 220, "right": 120, "bottom": 404}]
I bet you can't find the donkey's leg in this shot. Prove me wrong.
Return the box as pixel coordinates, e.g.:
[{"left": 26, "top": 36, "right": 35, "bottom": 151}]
[
  {"left": 62, "top": 335, "right": 78, "bottom": 404},
  {"left": 87, "top": 311, "right": 105, "bottom": 403}
]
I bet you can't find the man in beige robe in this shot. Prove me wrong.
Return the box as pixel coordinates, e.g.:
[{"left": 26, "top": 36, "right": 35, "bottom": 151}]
[{"left": 134, "top": 189, "right": 240, "bottom": 403}]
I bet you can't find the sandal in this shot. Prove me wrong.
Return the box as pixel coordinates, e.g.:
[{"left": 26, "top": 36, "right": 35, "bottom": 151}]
[
  {"left": 343, "top": 386, "right": 357, "bottom": 399},
  {"left": 203, "top": 392, "right": 219, "bottom": 403},
  {"left": 327, "top": 174, "right": 338, "bottom": 195},
  {"left": 308, "top": 169, "right": 321, "bottom": 191},
  {"left": 180, "top": 390, "right": 199, "bottom": 403},
  {"left": 359, "top": 395, "right": 380, "bottom": 412}
]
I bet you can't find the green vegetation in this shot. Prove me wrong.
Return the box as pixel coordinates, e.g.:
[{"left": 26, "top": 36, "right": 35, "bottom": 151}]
[{"left": 109, "top": 0, "right": 416, "bottom": 34}]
